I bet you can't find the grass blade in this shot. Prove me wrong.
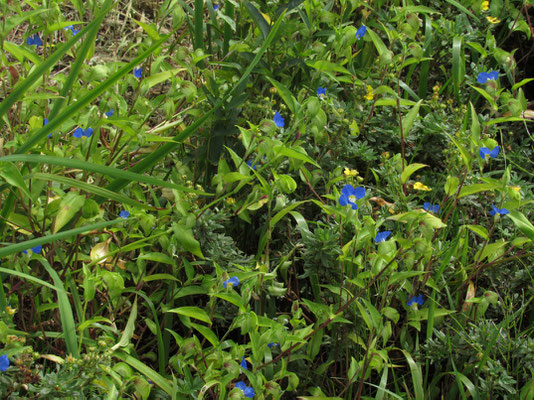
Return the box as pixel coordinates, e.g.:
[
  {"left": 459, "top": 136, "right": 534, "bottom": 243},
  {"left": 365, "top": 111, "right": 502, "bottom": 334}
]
[
  {"left": 0, "top": 219, "right": 123, "bottom": 258},
  {"left": 38, "top": 258, "right": 79, "bottom": 357}
]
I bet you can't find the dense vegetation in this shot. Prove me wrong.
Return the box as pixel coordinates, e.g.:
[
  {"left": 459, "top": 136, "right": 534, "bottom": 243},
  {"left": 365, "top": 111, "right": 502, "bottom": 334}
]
[{"left": 1, "top": 0, "right": 534, "bottom": 398}]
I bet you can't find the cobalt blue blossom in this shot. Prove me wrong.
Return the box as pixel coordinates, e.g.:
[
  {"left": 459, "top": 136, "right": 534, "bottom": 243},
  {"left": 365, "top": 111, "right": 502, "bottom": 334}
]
[
  {"left": 247, "top": 160, "right": 257, "bottom": 170},
  {"left": 44, "top": 118, "right": 52, "bottom": 137},
  {"left": 317, "top": 87, "right": 326, "bottom": 98},
  {"left": 477, "top": 71, "right": 499, "bottom": 84},
  {"left": 235, "top": 382, "right": 255, "bottom": 398},
  {"left": 355, "top": 25, "right": 367, "bottom": 40},
  {"left": 73, "top": 127, "right": 93, "bottom": 139},
  {"left": 479, "top": 146, "right": 500, "bottom": 159},
  {"left": 119, "top": 210, "right": 129, "bottom": 219},
  {"left": 213, "top": 4, "right": 220, "bottom": 10},
  {"left": 0, "top": 355, "right": 9, "bottom": 372},
  {"left": 407, "top": 294, "right": 424, "bottom": 306},
  {"left": 105, "top": 109, "right": 114, "bottom": 117},
  {"left": 26, "top": 34, "right": 42, "bottom": 47},
  {"left": 273, "top": 111, "right": 285, "bottom": 128},
  {"left": 267, "top": 342, "right": 280, "bottom": 349},
  {"left": 338, "top": 184, "right": 365, "bottom": 210},
  {"left": 489, "top": 204, "right": 509, "bottom": 216},
  {"left": 22, "top": 245, "right": 42, "bottom": 255},
  {"left": 374, "top": 231, "right": 392, "bottom": 243},
  {"left": 223, "top": 276, "right": 239, "bottom": 288},
  {"left": 240, "top": 356, "right": 248, "bottom": 370},
  {"left": 133, "top": 67, "right": 143, "bottom": 78},
  {"left": 423, "top": 202, "right": 440, "bottom": 213},
  {"left": 65, "top": 25, "right": 80, "bottom": 35}
]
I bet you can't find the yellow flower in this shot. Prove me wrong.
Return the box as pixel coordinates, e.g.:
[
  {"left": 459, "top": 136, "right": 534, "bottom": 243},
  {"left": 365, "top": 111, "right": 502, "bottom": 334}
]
[
  {"left": 5, "top": 306, "right": 16, "bottom": 315},
  {"left": 225, "top": 197, "right": 236, "bottom": 205},
  {"left": 486, "top": 16, "right": 500, "bottom": 24},
  {"left": 511, "top": 186, "right": 521, "bottom": 193},
  {"left": 481, "top": 1, "right": 489, "bottom": 11},
  {"left": 364, "top": 85, "right": 374, "bottom": 101},
  {"left": 413, "top": 182, "right": 432, "bottom": 191},
  {"left": 344, "top": 168, "right": 358, "bottom": 177}
]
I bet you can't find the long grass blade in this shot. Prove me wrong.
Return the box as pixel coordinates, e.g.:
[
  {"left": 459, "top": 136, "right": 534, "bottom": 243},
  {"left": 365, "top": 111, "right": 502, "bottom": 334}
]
[
  {"left": 0, "top": 219, "right": 123, "bottom": 258},
  {"left": 38, "top": 258, "right": 79, "bottom": 357}
]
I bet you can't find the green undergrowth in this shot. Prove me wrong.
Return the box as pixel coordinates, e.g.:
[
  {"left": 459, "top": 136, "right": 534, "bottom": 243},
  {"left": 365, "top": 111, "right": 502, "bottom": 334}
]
[{"left": 0, "top": 0, "right": 534, "bottom": 398}]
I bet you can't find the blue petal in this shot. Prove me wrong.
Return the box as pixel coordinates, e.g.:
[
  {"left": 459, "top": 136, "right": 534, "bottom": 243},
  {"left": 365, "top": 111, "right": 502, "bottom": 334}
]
[
  {"left": 32, "top": 245, "right": 42, "bottom": 254},
  {"left": 338, "top": 193, "right": 348, "bottom": 207},
  {"left": 499, "top": 207, "right": 509, "bottom": 215},
  {"left": 243, "top": 386, "right": 255, "bottom": 398},
  {"left": 487, "top": 70, "right": 499, "bottom": 80},
  {"left": 477, "top": 72, "right": 488, "bottom": 84},
  {"left": 235, "top": 381, "right": 247, "bottom": 390},
  {"left": 240, "top": 356, "right": 248, "bottom": 370},
  {"left": 0, "top": 355, "right": 9, "bottom": 372},
  {"left": 134, "top": 68, "right": 143, "bottom": 78},
  {"left": 355, "top": 25, "right": 367, "bottom": 40},
  {"left": 479, "top": 147, "right": 490, "bottom": 159},
  {"left": 423, "top": 202, "right": 431, "bottom": 211},
  {"left": 433, "top": 204, "right": 440, "bottom": 213},
  {"left": 84, "top": 128, "right": 93, "bottom": 138},
  {"left": 489, "top": 146, "right": 500, "bottom": 158},
  {"left": 73, "top": 127, "right": 84, "bottom": 138},
  {"left": 407, "top": 296, "right": 415, "bottom": 306},
  {"left": 274, "top": 111, "right": 285, "bottom": 128},
  {"left": 415, "top": 294, "right": 424, "bottom": 305},
  {"left": 119, "top": 210, "right": 129, "bottom": 219},
  {"left": 105, "top": 109, "right": 114, "bottom": 117},
  {"left": 353, "top": 186, "right": 366, "bottom": 199},
  {"left": 213, "top": 4, "right": 220, "bottom": 10}
]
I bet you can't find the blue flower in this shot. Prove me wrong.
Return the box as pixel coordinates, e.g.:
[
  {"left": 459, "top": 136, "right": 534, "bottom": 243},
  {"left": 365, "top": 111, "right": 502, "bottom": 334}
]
[
  {"left": 133, "top": 67, "right": 143, "bottom": 78},
  {"left": 240, "top": 356, "right": 248, "bottom": 370},
  {"left": 22, "top": 245, "right": 42, "bottom": 255},
  {"left": 267, "top": 342, "right": 280, "bottom": 349},
  {"left": 479, "top": 146, "right": 500, "bottom": 159},
  {"left": 65, "top": 25, "right": 80, "bottom": 35},
  {"left": 247, "top": 160, "right": 257, "bottom": 170},
  {"left": 73, "top": 127, "right": 93, "bottom": 139},
  {"left": 477, "top": 71, "right": 499, "bottom": 84},
  {"left": 243, "top": 387, "right": 255, "bottom": 398},
  {"left": 273, "top": 111, "right": 285, "bottom": 128},
  {"left": 213, "top": 4, "right": 220, "bottom": 10},
  {"left": 423, "top": 202, "right": 440, "bottom": 213},
  {"left": 223, "top": 276, "right": 239, "bottom": 288},
  {"left": 0, "top": 355, "right": 9, "bottom": 372},
  {"left": 338, "top": 184, "right": 365, "bottom": 210},
  {"left": 235, "top": 382, "right": 255, "bottom": 398},
  {"left": 105, "top": 109, "right": 114, "bottom": 117},
  {"left": 44, "top": 118, "right": 52, "bottom": 137},
  {"left": 355, "top": 25, "right": 367, "bottom": 40},
  {"left": 489, "top": 204, "right": 509, "bottom": 216},
  {"left": 374, "top": 231, "right": 392, "bottom": 243},
  {"left": 407, "top": 294, "right": 424, "bottom": 306},
  {"left": 317, "top": 87, "right": 326, "bottom": 98},
  {"left": 26, "top": 34, "right": 42, "bottom": 47},
  {"left": 119, "top": 210, "right": 129, "bottom": 219}
]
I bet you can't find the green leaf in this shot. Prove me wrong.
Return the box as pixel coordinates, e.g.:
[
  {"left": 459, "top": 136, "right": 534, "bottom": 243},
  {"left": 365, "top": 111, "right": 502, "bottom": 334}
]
[
  {"left": 138, "top": 253, "right": 175, "bottom": 265},
  {"left": 211, "top": 292, "right": 246, "bottom": 312},
  {"left": 400, "top": 349, "right": 424, "bottom": 400},
  {"left": 0, "top": 162, "right": 32, "bottom": 199},
  {"left": 401, "top": 100, "right": 423, "bottom": 135},
  {"left": 401, "top": 163, "right": 427, "bottom": 184},
  {"left": 244, "top": 1, "right": 270, "bottom": 39},
  {"left": 464, "top": 225, "right": 488, "bottom": 240},
  {"left": 444, "top": 176, "right": 459, "bottom": 196},
  {"left": 273, "top": 146, "right": 320, "bottom": 168},
  {"left": 112, "top": 297, "right": 138, "bottom": 350},
  {"left": 265, "top": 76, "right": 297, "bottom": 114},
  {"left": 172, "top": 223, "right": 204, "bottom": 258},
  {"left": 133, "top": 19, "right": 161, "bottom": 41},
  {"left": 115, "top": 351, "right": 173, "bottom": 395},
  {"left": 458, "top": 183, "right": 501, "bottom": 198},
  {"left": 53, "top": 192, "right": 86, "bottom": 233},
  {"left": 191, "top": 322, "right": 220, "bottom": 347},
  {"left": 507, "top": 211, "right": 534, "bottom": 242},
  {"left": 166, "top": 306, "right": 212, "bottom": 325}
]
